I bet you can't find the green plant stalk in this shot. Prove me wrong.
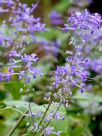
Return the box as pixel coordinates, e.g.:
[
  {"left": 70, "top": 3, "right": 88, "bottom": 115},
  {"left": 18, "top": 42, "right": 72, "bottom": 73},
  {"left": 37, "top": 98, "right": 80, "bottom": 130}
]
[
  {"left": 8, "top": 110, "right": 28, "bottom": 136},
  {"left": 37, "top": 101, "right": 62, "bottom": 136},
  {"left": 33, "top": 94, "right": 54, "bottom": 135},
  {"left": 38, "top": 95, "right": 54, "bottom": 126}
]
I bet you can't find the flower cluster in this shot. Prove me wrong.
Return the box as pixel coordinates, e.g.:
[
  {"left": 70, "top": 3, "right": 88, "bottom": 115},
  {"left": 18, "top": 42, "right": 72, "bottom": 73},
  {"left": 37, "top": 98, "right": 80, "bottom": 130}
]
[
  {"left": 9, "top": 51, "right": 43, "bottom": 82},
  {"left": 0, "top": 0, "right": 46, "bottom": 51},
  {"left": 63, "top": 10, "right": 102, "bottom": 47},
  {"left": 54, "top": 55, "right": 89, "bottom": 98},
  {"left": 0, "top": 51, "right": 43, "bottom": 82},
  {"left": 53, "top": 10, "right": 102, "bottom": 104}
]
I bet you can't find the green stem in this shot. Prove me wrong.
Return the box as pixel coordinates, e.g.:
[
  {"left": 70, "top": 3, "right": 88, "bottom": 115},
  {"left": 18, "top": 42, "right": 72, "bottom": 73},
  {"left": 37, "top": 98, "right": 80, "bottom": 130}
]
[
  {"left": 38, "top": 96, "right": 53, "bottom": 126},
  {"left": 34, "top": 94, "right": 54, "bottom": 135},
  {"left": 37, "top": 101, "right": 62, "bottom": 136},
  {"left": 8, "top": 110, "right": 28, "bottom": 136}
]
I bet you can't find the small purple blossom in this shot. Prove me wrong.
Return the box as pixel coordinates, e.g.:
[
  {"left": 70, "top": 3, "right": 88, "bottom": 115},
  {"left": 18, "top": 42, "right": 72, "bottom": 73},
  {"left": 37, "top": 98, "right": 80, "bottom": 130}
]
[
  {"left": 44, "top": 126, "right": 61, "bottom": 136},
  {"left": 49, "top": 10, "right": 63, "bottom": 25},
  {"left": 19, "top": 71, "right": 25, "bottom": 80},
  {"left": 91, "top": 58, "right": 102, "bottom": 74},
  {"left": 73, "top": 0, "right": 92, "bottom": 7},
  {"left": 0, "top": 7, "right": 9, "bottom": 13},
  {"left": 0, "top": 73, "right": 3, "bottom": 81},
  {"left": 5, "top": 74, "right": 12, "bottom": 81},
  {"left": 33, "top": 122, "right": 38, "bottom": 131}
]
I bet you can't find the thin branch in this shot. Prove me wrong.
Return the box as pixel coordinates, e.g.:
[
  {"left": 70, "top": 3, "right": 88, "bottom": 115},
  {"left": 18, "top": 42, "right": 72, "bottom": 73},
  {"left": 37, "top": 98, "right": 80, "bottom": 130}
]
[
  {"left": 8, "top": 110, "right": 28, "bottom": 136},
  {"left": 36, "top": 101, "right": 62, "bottom": 136},
  {"left": 34, "top": 93, "right": 54, "bottom": 135}
]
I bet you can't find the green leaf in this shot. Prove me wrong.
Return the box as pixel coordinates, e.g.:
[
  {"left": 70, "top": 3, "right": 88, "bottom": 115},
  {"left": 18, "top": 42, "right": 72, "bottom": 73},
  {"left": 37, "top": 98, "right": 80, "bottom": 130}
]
[
  {"left": 4, "top": 100, "right": 46, "bottom": 113},
  {"left": 0, "top": 108, "right": 21, "bottom": 119},
  {"left": 50, "top": 118, "right": 68, "bottom": 134},
  {"left": 54, "top": 0, "right": 72, "bottom": 12},
  {"left": 5, "top": 81, "right": 24, "bottom": 99},
  {"left": 0, "top": 107, "right": 23, "bottom": 136},
  {"left": 0, "top": 102, "right": 6, "bottom": 109}
]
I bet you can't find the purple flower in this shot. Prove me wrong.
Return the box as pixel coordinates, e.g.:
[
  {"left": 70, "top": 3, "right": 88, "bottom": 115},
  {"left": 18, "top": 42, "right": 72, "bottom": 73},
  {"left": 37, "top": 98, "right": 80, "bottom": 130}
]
[
  {"left": 90, "top": 58, "right": 102, "bottom": 74},
  {"left": 5, "top": 74, "right": 12, "bottom": 81},
  {"left": 32, "top": 112, "right": 41, "bottom": 117},
  {"left": 73, "top": 0, "right": 92, "bottom": 7},
  {"left": 9, "top": 50, "right": 21, "bottom": 57},
  {"left": 44, "top": 126, "right": 61, "bottom": 136},
  {"left": 19, "top": 71, "right": 25, "bottom": 80},
  {"left": 44, "top": 127, "right": 54, "bottom": 136},
  {"left": 35, "top": 37, "right": 61, "bottom": 56},
  {"left": 0, "top": 73, "right": 3, "bottom": 81},
  {"left": 0, "top": 38, "right": 3, "bottom": 45},
  {"left": 80, "top": 83, "right": 86, "bottom": 93},
  {"left": 54, "top": 112, "right": 64, "bottom": 120},
  {"left": 54, "top": 55, "right": 89, "bottom": 97},
  {"left": 33, "top": 122, "right": 38, "bottom": 131},
  {"left": 8, "top": 51, "right": 43, "bottom": 82},
  {"left": 49, "top": 10, "right": 63, "bottom": 25},
  {"left": 0, "top": 7, "right": 9, "bottom": 13},
  {"left": 0, "top": 0, "right": 14, "bottom": 5},
  {"left": 63, "top": 10, "right": 102, "bottom": 47}
]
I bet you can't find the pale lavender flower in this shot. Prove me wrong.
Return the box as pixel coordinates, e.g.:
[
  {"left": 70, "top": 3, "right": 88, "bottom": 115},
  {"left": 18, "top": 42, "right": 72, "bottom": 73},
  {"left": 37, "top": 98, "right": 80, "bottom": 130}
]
[
  {"left": 33, "top": 122, "right": 38, "bottom": 131},
  {"left": 73, "top": 0, "right": 92, "bottom": 7},
  {"left": 0, "top": 0, "right": 14, "bottom": 5},
  {"left": 54, "top": 111, "right": 64, "bottom": 120},
  {"left": 0, "top": 7, "right": 9, "bottom": 13},
  {"left": 54, "top": 55, "right": 89, "bottom": 97},
  {"left": 44, "top": 127, "right": 54, "bottom": 136},
  {"left": 37, "top": 37, "right": 61, "bottom": 56},
  {"left": 0, "top": 73, "right": 3, "bottom": 81},
  {"left": 44, "top": 126, "right": 61, "bottom": 136},
  {"left": 8, "top": 51, "right": 43, "bottom": 82},
  {"left": 90, "top": 58, "right": 102, "bottom": 74},
  {"left": 63, "top": 10, "right": 102, "bottom": 47},
  {"left": 49, "top": 11, "right": 63, "bottom": 25},
  {"left": 19, "top": 71, "right": 25, "bottom": 80},
  {"left": 5, "top": 74, "right": 12, "bottom": 81}
]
